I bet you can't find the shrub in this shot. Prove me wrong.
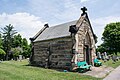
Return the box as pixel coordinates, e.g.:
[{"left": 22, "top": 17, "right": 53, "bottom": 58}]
[{"left": 0, "top": 48, "right": 6, "bottom": 60}]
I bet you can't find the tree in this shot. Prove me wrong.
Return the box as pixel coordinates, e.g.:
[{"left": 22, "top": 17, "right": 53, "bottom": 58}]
[
  {"left": 12, "top": 34, "right": 22, "bottom": 48},
  {"left": 96, "top": 43, "right": 106, "bottom": 53},
  {"left": 21, "top": 38, "right": 31, "bottom": 58},
  {"left": 22, "top": 38, "right": 28, "bottom": 49},
  {"left": 1, "top": 24, "right": 17, "bottom": 60},
  {"left": 11, "top": 48, "right": 21, "bottom": 60},
  {"left": 22, "top": 44, "right": 31, "bottom": 58},
  {"left": 0, "top": 48, "right": 6, "bottom": 60},
  {"left": 102, "top": 22, "right": 120, "bottom": 55},
  {"left": 0, "top": 34, "right": 3, "bottom": 49}
]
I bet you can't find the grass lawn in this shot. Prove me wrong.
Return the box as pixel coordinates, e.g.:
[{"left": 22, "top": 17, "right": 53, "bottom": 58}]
[
  {"left": 102, "top": 59, "right": 120, "bottom": 68},
  {"left": 101, "top": 53, "right": 120, "bottom": 68},
  {"left": 0, "top": 60, "right": 102, "bottom": 80}
]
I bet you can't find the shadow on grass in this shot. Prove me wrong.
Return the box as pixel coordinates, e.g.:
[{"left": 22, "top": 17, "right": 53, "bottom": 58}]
[
  {"left": 23, "top": 64, "right": 73, "bottom": 73},
  {"left": 23, "top": 64, "right": 92, "bottom": 74}
]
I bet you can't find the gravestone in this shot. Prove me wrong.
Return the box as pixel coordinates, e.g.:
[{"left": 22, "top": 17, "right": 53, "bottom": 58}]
[{"left": 19, "top": 55, "right": 22, "bottom": 61}]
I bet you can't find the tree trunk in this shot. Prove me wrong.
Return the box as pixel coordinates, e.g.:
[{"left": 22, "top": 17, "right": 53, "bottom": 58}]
[
  {"left": 5, "top": 49, "right": 9, "bottom": 60},
  {"left": 5, "top": 53, "right": 9, "bottom": 60}
]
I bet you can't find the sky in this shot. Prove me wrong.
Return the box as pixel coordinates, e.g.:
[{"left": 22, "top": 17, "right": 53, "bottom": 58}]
[{"left": 0, "top": 0, "right": 120, "bottom": 46}]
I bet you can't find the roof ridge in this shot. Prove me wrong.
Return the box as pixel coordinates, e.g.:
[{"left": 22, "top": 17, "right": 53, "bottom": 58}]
[
  {"left": 30, "top": 24, "right": 49, "bottom": 41},
  {"left": 49, "top": 20, "right": 77, "bottom": 28}
]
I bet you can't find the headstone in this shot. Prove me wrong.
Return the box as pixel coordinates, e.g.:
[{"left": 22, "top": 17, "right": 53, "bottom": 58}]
[
  {"left": 97, "top": 52, "right": 101, "bottom": 59},
  {"left": 112, "top": 55, "right": 117, "bottom": 63},
  {"left": 101, "top": 53, "right": 105, "bottom": 60},
  {"left": 104, "top": 52, "right": 108, "bottom": 59},
  {"left": 19, "top": 55, "right": 22, "bottom": 61}
]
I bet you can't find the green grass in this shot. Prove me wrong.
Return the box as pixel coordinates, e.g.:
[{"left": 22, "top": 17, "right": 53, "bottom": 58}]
[
  {"left": 101, "top": 59, "right": 120, "bottom": 68},
  {"left": 101, "top": 53, "right": 120, "bottom": 68},
  {"left": 117, "top": 53, "right": 120, "bottom": 56},
  {"left": 0, "top": 60, "right": 102, "bottom": 80}
]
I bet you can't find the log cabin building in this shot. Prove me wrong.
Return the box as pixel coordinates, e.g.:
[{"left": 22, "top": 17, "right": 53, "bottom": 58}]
[{"left": 29, "top": 7, "right": 96, "bottom": 70}]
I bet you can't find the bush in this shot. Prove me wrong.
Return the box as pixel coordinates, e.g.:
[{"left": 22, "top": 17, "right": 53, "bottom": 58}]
[
  {"left": 11, "top": 48, "right": 21, "bottom": 60},
  {"left": 0, "top": 48, "right": 6, "bottom": 60}
]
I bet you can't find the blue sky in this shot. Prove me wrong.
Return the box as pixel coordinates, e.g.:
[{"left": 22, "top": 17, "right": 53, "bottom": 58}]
[{"left": 0, "top": 0, "right": 120, "bottom": 46}]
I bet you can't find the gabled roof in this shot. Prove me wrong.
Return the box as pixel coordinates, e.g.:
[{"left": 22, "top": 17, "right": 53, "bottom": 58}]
[
  {"left": 32, "top": 11, "right": 95, "bottom": 42},
  {"left": 34, "top": 20, "right": 77, "bottom": 42}
]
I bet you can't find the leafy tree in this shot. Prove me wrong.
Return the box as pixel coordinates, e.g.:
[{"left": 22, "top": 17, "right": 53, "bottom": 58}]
[
  {"left": 11, "top": 48, "right": 21, "bottom": 60},
  {"left": 22, "top": 38, "right": 28, "bottom": 49},
  {"left": 1, "top": 24, "right": 17, "bottom": 60},
  {"left": 24, "top": 44, "right": 31, "bottom": 58},
  {"left": 12, "top": 34, "right": 22, "bottom": 47},
  {"left": 22, "top": 50, "right": 29, "bottom": 58},
  {"left": 96, "top": 43, "right": 106, "bottom": 53},
  {"left": 102, "top": 22, "right": 120, "bottom": 55},
  {"left": 21, "top": 38, "right": 31, "bottom": 58},
  {"left": 0, "top": 34, "right": 3, "bottom": 49},
  {"left": 0, "top": 48, "right": 6, "bottom": 60}
]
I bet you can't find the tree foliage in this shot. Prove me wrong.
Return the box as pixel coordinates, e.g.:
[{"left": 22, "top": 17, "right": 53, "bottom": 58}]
[
  {"left": 11, "top": 48, "right": 21, "bottom": 57},
  {"left": 22, "top": 38, "right": 28, "bottom": 49},
  {"left": 12, "top": 34, "right": 22, "bottom": 48},
  {"left": 102, "top": 22, "right": 120, "bottom": 55},
  {"left": 0, "top": 34, "right": 3, "bottom": 49},
  {"left": 0, "top": 48, "right": 6, "bottom": 55},
  {"left": 0, "top": 48, "right": 6, "bottom": 60},
  {"left": 0, "top": 24, "right": 31, "bottom": 60},
  {"left": 96, "top": 43, "right": 109, "bottom": 54},
  {"left": 1, "top": 24, "right": 17, "bottom": 60},
  {"left": 22, "top": 38, "right": 31, "bottom": 58}
]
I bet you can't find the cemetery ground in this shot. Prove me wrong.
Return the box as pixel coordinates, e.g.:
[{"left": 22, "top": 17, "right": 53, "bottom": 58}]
[
  {"left": 0, "top": 57, "right": 120, "bottom": 80},
  {"left": 83, "top": 53, "right": 120, "bottom": 78},
  {"left": 0, "top": 60, "right": 102, "bottom": 80},
  {"left": 82, "top": 59, "right": 120, "bottom": 78},
  {"left": 102, "top": 58, "right": 120, "bottom": 68}
]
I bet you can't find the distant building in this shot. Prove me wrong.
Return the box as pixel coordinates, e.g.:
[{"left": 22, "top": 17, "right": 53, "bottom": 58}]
[{"left": 30, "top": 7, "right": 96, "bottom": 69}]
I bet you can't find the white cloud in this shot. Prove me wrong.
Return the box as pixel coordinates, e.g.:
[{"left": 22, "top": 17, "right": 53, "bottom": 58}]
[
  {"left": 27, "top": 0, "right": 80, "bottom": 24},
  {"left": 80, "top": 0, "right": 89, "bottom": 3},
  {"left": 53, "top": 0, "right": 80, "bottom": 23},
  {"left": 0, "top": 12, "right": 45, "bottom": 43},
  {"left": 0, "top": 12, "right": 119, "bottom": 47},
  {"left": 91, "top": 16, "right": 120, "bottom": 46}
]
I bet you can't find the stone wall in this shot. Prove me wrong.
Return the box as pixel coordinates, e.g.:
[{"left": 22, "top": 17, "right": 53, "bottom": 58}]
[
  {"left": 73, "top": 17, "right": 96, "bottom": 65},
  {"left": 30, "top": 14, "right": 96, "bottom": 68},
  {"left": 31, "top": 37, "right": 73, "bottom": 69}
]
